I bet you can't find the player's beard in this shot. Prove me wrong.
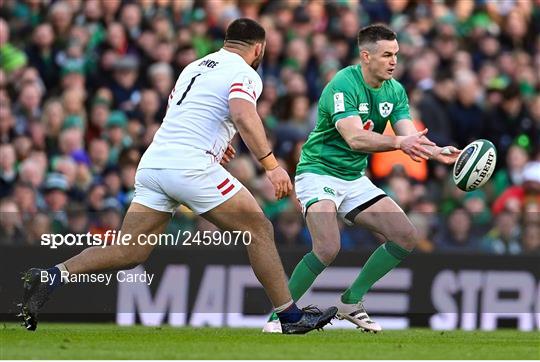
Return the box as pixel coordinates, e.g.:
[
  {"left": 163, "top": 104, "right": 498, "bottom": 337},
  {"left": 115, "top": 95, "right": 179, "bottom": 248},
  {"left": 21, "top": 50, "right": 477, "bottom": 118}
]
[{"left": 250, "top": 52, "right": 263, "bottom": 70}]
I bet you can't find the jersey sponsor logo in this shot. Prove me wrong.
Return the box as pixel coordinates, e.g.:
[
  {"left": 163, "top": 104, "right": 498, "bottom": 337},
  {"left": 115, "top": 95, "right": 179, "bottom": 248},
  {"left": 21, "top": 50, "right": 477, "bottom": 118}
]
[
  {"left": 334, "top": 92, "right": 345, "bottom": 113},
  {"left": 379, "top": 102, "right": 393, "bottom": 118},
  {"left": 323, "top": 186, "right": 336, "bottom": 196},
  {"left": 358, "top": 103, "right": 369, "bottom": 114}
]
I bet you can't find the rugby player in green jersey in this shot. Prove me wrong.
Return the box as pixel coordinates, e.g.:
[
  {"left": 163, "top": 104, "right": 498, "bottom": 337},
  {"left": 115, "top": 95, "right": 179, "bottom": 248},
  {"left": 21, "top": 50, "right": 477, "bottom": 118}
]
[{"left": 264, "top": 24, "right": 460, "bottom": 333}]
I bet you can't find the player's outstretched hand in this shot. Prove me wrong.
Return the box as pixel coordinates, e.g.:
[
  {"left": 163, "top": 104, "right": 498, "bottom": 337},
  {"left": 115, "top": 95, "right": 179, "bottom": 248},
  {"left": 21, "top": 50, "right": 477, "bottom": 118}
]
[
  {"left": 220, "top": 144, "right": 236, "bottom": 165},
  {"left": 435, "top": 146, "right": 461, "bottom": 165},
  {"left": 266, "top": 166, "right": 293, "bottom": 200},
  {"left": 397, "top": 129, "right": 436, "bottom": 162}
]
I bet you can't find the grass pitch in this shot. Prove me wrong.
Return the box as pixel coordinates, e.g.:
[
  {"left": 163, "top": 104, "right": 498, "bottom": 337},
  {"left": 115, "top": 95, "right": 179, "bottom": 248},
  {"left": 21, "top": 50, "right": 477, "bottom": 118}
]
[{"left": 1, "top": 323, "right": 538, "bottom": 359}]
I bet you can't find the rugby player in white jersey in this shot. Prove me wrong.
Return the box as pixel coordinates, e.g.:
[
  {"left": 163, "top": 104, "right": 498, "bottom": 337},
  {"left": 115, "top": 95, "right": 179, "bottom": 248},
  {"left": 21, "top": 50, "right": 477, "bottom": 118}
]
[{"left": 19, "top": 18, "right": 337, "bottom": 334}]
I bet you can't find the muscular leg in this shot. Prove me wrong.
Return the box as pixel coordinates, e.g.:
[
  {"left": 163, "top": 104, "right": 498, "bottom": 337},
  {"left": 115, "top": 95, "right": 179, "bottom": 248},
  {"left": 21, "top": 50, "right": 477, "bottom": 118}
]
[
  {"left": 307, "top": 200, "right": 341, "bottom": 265},
  {"left": 202, "top": 188, "right": 291, "bottom": 308},
  {"left": 341, "top": 197, "right": 416, "bottom": 304},
  {"left": 353, "top": 197, "right": 418, "bottom": 251},
  {"left": 288, "top": 200, "right": 340, "bottom": 301},
  {"left": 64, "top": 202, "right": 171, "bottom": 274}
]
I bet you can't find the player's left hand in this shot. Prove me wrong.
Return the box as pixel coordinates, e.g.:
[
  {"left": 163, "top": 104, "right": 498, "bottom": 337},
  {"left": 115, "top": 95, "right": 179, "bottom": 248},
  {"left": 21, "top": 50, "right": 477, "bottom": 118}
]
[
  {"left": 220, "top": 144, "right": 236, "bottom": 165},
  {"left": 434, "top": 146, "right": 461, "bottom": 165}
]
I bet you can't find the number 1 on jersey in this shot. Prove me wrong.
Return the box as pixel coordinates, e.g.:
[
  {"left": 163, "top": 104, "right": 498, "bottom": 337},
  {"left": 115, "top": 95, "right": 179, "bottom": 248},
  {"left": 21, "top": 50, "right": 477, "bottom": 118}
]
[{"left": 177, "top": 73, "right": 201, "bottom": 106}]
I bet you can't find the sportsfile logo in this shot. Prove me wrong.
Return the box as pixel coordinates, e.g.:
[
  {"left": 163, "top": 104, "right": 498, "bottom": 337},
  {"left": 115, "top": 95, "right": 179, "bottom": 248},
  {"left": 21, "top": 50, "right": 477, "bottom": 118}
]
[{"left": 40, "top": 231, "right": 252, "bottom": 249}]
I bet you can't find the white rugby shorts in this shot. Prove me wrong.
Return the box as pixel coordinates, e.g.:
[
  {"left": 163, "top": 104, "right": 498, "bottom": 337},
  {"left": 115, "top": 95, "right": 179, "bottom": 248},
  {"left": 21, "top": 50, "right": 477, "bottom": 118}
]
[
  {"left": 295, "top": 173, "right": 387, "bottom": 225},
  {"left": 133, "top": 165, "right": 243, "bottom": 214}
]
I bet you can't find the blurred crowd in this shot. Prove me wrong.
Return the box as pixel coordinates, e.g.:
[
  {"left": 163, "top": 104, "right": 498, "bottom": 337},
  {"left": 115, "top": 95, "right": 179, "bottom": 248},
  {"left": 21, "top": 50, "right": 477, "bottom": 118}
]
[{"left": 0, "top": 0, "right": 539, "bottom": 255}]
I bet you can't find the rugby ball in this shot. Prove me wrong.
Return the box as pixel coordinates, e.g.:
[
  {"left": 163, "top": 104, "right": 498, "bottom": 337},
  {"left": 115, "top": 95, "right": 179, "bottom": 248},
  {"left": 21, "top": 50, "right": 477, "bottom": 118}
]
[{"left": 452, "top": 139, "right": 497, "bottom": 191}]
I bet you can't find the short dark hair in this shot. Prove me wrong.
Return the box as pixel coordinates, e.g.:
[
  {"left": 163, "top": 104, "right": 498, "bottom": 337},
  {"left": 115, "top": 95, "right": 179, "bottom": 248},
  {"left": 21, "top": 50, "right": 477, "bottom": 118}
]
[
  {"left": 225, "top": 18, "right": 266, "bottom": 44},
  {"left": 357, "top": 24, "right": 397, "bottom": 49},
  {"left": 434, "top": 69, "right": 453, "bottom": 83},
  {"left": 502, "top": 82, "right": 521, "bottom": 100}
]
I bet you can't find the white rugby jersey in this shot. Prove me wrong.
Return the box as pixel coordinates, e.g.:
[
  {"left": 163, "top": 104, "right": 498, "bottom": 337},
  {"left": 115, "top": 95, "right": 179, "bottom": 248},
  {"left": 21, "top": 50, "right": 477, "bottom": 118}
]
[{"left": 138, "top": 48, "right": 263, "bottom": 170}]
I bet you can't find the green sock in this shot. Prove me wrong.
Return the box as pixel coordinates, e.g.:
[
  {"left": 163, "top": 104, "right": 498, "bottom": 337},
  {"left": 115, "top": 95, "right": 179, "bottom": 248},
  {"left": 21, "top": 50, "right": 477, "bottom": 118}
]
[
  {"left": 269, "top": 251, "right": 326, "bottom": 321},
  {"left": 341, "top": 241, "right": 410, "bottom": 304}
]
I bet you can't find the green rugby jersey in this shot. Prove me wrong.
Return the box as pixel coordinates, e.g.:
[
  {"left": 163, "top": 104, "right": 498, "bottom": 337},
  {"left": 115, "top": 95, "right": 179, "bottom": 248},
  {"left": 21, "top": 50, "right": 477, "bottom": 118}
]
[{"left": 296, "top": 64, "right": 411, "bottom": 181}]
